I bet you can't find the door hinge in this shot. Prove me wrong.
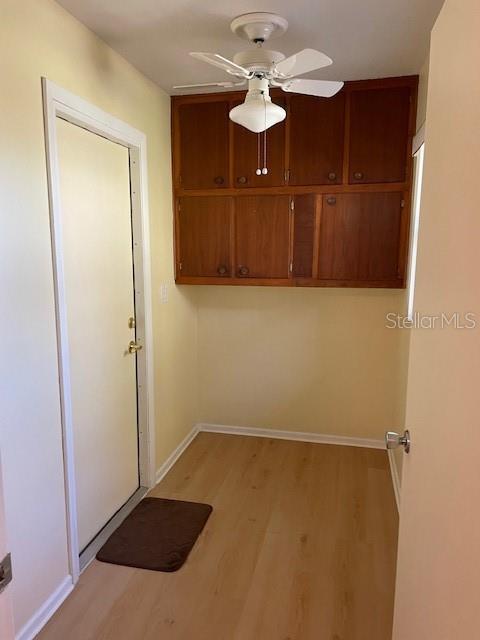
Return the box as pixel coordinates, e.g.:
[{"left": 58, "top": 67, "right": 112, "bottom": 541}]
[
  {"left": 289, "top": 261, "right": 293, "bottom": 273},
  {"left": 284, "top": 169, "right": 290, "bottom": 184},
  {"left": 401, "top": 199, "right": 406, "bottom": 208},
  {"left": 0, "top": 553, "right": 12, "bottom": 595},
  {"left": 290, "top": 198, "right": 295, "bottom": 211},
  {"left": 178, "top": 262, "right": 183, "bottom": 271}
]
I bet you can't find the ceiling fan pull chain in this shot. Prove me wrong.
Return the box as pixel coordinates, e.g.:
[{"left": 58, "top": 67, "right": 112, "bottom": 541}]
[
  {"left": 256, "top": 131, "right": 262, "bottom": 176},
  {"left": 262, "top": 94, "right": 268, "bottom": 175},
  {"left": 262, "top": 129, "right": 268, "bottom": 175}
]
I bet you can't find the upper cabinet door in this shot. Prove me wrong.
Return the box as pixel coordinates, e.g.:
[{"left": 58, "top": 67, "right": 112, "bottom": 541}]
[
  {"left": 292, "top": 194, "right": 318, "bottom": 278},
  {"left": 235, "top": 195, "right": 291, "bottom": 279},
  {"left": 232, "top": 97, "right": 286, "bottom": 188},
  {"left": 318, "top": 192, "right": 404, "bottom": 283},
  {"left": 178, "top": 101, "right": 229, "bottom": 190},
  {"left": 289, "top": 93, "right": 345, "bottom": 186},
  {"left": 348, "top": 86, "right": 411, "bottom": 184},
  {"left": 177, "top": 196, "right": 232, "bottom": 277}
]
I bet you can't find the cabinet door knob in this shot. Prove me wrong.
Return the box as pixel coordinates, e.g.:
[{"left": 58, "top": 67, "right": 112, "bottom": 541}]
[
  {"left": 238, "top": 265, "right": 249, "bottom": 277},
  {"left": 237, "top": 176, "right": 247, "bottom": 184},
  {"left": 217, "top": 265, "right": 228, "bottom": 276},
  {"left": 214, "top": 175, "right": 225, "bottom": 185},
  {"left": 328, "top": 172, "right": 337, "bottom": 181},
  {"left": 353, "top": 171, "right": 364, "bottom": 180},
  {"left": 326, "top": 196, "right": 337, "bottom": 205}
]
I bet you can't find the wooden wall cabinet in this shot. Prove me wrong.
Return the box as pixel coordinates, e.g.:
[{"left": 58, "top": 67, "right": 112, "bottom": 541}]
[
  {"left": 177, "top": 197, "right": 232, "bottom": 277},
  {"left": 235, "top": 195, "right": 291, "bottom": 279},
  {"left": 348, "top": 86, "right": 411, "bottom": 184},
  {"left": 172, "top": 75, "right": 417, "bottom": 288},
  {"left": 292, "top": 194, "right": 318, "bottom": 278},
  {"left": 289, "top": 94, "right": 345, "bottom": 186},
  {"left": 318, "top": 192, "right": 404, "bottom": 284},
  {"left": 177, "top": 100, "right": 230, "bottom": 189}
]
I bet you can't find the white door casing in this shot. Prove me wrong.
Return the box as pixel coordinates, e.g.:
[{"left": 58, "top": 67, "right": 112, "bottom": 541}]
[{"left": 42, "top": 79, "right": 156, "bottom": 582}]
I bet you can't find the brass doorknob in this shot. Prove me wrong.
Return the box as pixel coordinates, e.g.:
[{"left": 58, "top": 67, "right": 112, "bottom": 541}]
[{"left": 128, "top": 341, "right": 143, "bottom": 354}]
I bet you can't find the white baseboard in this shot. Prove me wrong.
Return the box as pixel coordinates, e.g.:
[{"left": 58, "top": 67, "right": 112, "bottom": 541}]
[
  {"left": 16, "top": 576, "right": 73, "bottom": 640},
  {"left": 387, "top": 449, "right": 401, "bottom": 512},
  {"left": 197, "top": 423, "right": 384, "bottom": 449},
  {"left": 155, "top": 425, "right": 199, "bottom": 485},
  {"left": 154, "top": 422, "right": 385, "bottom": 488}
]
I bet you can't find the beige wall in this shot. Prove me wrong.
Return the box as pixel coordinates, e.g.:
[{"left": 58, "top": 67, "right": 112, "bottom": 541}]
[
  {"left": 0, "top": 0, "right": 197, "bottom": 633},
  {"left": 393, "top": 0, "right": 480, "bottom": 635},
  {"left": 197, "top": 286, "right": 408, "bottom": 440}
]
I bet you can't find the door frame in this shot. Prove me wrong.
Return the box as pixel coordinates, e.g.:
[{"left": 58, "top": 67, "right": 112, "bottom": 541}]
[{"left": 42, "top": 79, "right": 156, "bottom": 583}]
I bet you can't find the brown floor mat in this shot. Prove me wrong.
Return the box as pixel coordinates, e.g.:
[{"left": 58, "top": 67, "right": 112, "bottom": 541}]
[{"left": 96, "top": 497, "right": 212, "bottom": 572}]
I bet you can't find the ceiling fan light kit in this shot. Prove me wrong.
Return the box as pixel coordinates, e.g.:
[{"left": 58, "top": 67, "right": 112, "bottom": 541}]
[{"left": 229, "top": 78, "right": 286, "bottom": 133}]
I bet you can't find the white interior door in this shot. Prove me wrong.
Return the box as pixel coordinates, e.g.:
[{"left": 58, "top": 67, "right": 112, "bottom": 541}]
[
  {"left": 0, "top": 453, "right": 14, "bottom": 640},
  {"left": 56, "top": 118, "right": 139, "bottom": 552},
  {"left": 393, "top": 0, "right": 480, "bottom": 637}
]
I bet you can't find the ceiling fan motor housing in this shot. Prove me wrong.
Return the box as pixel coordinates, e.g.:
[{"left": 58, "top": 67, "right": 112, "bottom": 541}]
[{"left": 233, "top": 49, "right": 285, "bottom": 74}]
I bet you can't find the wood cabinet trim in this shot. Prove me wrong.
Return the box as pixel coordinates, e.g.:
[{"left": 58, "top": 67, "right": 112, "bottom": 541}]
[
  {"left": 175, "top": 182, "right": 410, "bottom": 197},
  {"left": 175, "top": 276, "right": 405, "bottom": 288}
]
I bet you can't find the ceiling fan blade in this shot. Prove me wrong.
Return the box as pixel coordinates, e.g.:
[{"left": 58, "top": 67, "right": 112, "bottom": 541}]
[
  {"left": 275, "top": 48, "right": 333, "bottom": 78},
  {"left": 281, "top": 79, "right": 344, "bottom": 98},
  {"left": 190, "top": 52, "right": 251, "bottom": 78},
  {"left": 173, "top": 80, "right": 246, "bottom": 90}
]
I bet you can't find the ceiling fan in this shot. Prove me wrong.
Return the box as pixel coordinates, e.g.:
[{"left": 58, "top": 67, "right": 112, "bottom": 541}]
[{"left": 173, "top": 12, "right": 344, "bottom": 134}]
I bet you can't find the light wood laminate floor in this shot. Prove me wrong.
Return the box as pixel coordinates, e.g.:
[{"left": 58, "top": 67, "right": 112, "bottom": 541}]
[{"left": 38, "top": 433, "right": 398, "bottom": 640}]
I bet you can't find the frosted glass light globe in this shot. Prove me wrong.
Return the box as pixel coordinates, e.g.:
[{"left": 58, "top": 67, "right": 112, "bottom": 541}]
[{"left": 229, "top": 78, "right": 286, "bottom": 133}]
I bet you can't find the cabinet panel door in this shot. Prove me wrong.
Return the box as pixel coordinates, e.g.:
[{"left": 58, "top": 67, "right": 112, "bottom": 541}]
[
  {"left": 232, "top": 98, "right": 286, "bottom": 188},
  {"left": 292, "top": 194, "right": 317, "bottom": 278},
  {"left": 348, "top": 87, "right": 411, "bottom": 184},
  {"left": 289, "top": 93, "right": 345, "bottom": 186},
  {"left": 178, "top": 197, "right": 232, "bottom": 277},
  {"left": 235, "top": 195, "right": 291, "bottom": 278},
  {"left": 178, "top": 101, "right": 229, "bottom": 189},
  {"left": 318, "top": 192, "right": 403, "bottom": 282}
]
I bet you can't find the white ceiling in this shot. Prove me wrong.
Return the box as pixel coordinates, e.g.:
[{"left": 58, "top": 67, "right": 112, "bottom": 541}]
[{"left": 56, "top": 0, "right": 444, "bottom": 95}]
